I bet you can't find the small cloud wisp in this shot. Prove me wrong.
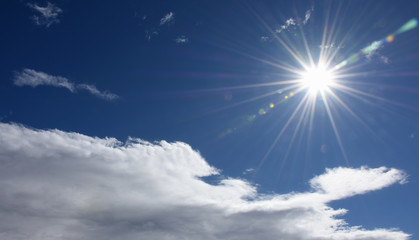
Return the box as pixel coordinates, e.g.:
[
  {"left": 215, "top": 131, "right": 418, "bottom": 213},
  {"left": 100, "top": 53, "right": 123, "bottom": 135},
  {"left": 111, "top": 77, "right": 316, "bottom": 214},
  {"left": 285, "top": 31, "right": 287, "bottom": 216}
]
[
  {"left": 175, "top": 35, "right": 189, "bottom": 44},
  {"left": 27, "top": 2, "right": 62, "bottom": 27},
  {"left": 13, "top": 69, "right": 118, "bottom": 100},
  {"left": 160, "top": 12, "right": 174, "bottom": 26}
]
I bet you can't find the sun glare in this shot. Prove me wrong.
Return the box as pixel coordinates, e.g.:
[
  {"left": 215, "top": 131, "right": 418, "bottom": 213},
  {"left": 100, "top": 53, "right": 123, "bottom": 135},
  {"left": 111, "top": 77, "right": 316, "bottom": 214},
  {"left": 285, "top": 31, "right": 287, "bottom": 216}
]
[{"left": 300, "top": 65, "right": 335, "bottom": 95}]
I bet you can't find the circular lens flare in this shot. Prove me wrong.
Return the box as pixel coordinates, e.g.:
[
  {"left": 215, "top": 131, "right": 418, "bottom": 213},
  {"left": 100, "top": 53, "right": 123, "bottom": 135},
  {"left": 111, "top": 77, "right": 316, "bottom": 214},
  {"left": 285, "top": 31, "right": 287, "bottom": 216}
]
[{"left": 301, "top": 65, "right": 335, "bottom": 95}]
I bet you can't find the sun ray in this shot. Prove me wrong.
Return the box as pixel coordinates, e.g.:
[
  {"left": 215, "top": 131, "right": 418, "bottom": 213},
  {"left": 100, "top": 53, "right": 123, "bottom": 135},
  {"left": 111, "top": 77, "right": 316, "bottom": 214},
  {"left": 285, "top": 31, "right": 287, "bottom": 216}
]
[
  {"left": 255, "top": 92, "right": 311, "bottom": 172},
  {"left": 320, "top": 90, "right": 349, "bottom": 164}
]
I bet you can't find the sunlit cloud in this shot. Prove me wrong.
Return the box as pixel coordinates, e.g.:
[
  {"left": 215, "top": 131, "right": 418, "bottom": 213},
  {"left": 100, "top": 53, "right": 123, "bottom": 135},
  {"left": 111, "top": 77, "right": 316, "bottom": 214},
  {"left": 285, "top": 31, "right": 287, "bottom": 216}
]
[
  {"left": 274, "top": 8, "right": 313, "bottom": 34},
  {"left": 160, "top": 11, "right": 174, "bottom": 26},
  {"left": 0, "top": 122, "right": 409, "bottom": 240},
  {"left": 14, "top": 69, "right": 118, "bottom": 100},
  {"left": 27, "top": 2, "right": 62, "bottom": 27},
  {"left": 276, "top": 17, "right": 296, "bottom": 33},
  {"left": 319, "top": 43, "right": 344, "bottom": 50}
]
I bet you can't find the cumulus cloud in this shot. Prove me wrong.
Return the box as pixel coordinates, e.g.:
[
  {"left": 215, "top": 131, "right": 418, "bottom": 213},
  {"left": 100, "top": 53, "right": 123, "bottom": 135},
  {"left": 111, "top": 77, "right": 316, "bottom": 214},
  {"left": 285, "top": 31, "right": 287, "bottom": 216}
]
[
  {"left": 27, "top": 2, "right": 62, "bottom": 27},
  {"left": 0, "top": 122, "right": 410, "bottom": 240},
  {"left": 13, "top": 69, "right": 118, "bottom": 100},
  {"left": 175, "top": 35, "right": 188, "bottom": 44},
  {"left": 160, "top": 12, "right": 174, "bottom": 26}
]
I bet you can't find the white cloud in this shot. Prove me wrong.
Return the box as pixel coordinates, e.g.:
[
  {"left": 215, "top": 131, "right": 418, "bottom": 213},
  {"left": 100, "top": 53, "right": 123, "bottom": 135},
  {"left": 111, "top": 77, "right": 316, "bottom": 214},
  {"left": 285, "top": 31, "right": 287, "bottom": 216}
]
[
  {"left": 175, "top": 35, "right": 188, "bottom": 43},
  {"left": 0, "top": 122, "right": 410, "bottom": 240},
  {"left": 303, "top": 8, "right": 313, "bottom": 24},
  {"left": 160, "top": 12, "right": 174, "bottom": 26},
  {"left": 78, "top": 84, "right": 119, "bottom": 100},
  {"left": 260, "top": 36, "right": 270, "bottom": 42},
  {"left": 361, "top": 41, "right": 391, "bottom": 64},
  {"left": 319, "top": 43, "right": 345, "bottom": 50},
  {"left": 14, "top": 69, "right": 118, "bottom": 100},
  {"left": 276, "top": 17, "right": 297, "bottom": 33},
  {"left": 362, "top": 41, "right": 383, "bottom": 58},
  {"left": 275, "top": 8, "right": 313, "bottom": 33},
  {"left": 14, "top": 68, "right": 75, "bottom": 91},
  {"left": 243, "top": 168, "right": 255, "bottom": 175},
  {"left": 27, "top": 2, "right": 62, "bottom": 27}
]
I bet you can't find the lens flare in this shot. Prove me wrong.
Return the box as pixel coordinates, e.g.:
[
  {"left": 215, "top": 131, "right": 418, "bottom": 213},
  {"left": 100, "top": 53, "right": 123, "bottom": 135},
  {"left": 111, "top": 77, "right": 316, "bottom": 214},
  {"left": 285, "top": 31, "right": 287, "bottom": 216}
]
[{"left": 300, "top": 65, "right": 335, "bottom": 96}]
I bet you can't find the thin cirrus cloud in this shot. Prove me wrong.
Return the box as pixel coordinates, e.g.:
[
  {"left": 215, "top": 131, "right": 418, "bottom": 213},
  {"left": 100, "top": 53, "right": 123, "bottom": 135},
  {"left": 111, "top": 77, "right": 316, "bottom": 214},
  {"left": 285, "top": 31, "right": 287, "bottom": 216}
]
[
  {"left": 261, "top": 8, "right": 313, "bottom": 41},
  {"left": 27, "top": 2, "right": 62, "bottom": 27},
  {"left": 175, "top": 35, "right": 189, "bottom": 44},
  {"left": 144, "top": 12, "right": 176, "bottom": 41},
  {"left": 0, "top": 122, "right": 410, "bottom": 240},
  {"left": 160, "top": 11, "right": 175, "bottom": 26},
  {"left": 13, "top": 68, "right": 118, "bottom": 100},
  {"left": 303, "top": 8, "right": 313, "bottom": 24}
]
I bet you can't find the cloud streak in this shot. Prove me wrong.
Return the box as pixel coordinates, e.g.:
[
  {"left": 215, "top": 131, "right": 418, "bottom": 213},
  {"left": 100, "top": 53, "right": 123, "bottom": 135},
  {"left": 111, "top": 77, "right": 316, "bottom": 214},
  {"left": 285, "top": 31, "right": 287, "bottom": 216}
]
[
  {"left": 0, "top": 122, "right": 410, "bottom": 240},
  {"left": 303, "top": 8, "right": 313, "bottom": 24},
  {"left": 27, "top": 2, "right": 62, "bottom": 27},
  {"left": 14, "top": 69, "right": 118, "bottom": 100},
  {"left": 160, "top": 12, "right": 174, "bottom": 26}
]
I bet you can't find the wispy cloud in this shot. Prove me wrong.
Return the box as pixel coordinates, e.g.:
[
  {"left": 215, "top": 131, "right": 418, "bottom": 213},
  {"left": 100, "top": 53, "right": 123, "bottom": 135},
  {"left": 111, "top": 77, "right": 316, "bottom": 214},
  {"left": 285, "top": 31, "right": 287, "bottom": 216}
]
[
  {"left": 260, "top": 36, "right": 270, "bottom": 42},
  {"left": 0, "top": 122, "right": 410, "bottom": 240},
  {"left": 27, "top": 2, "right": 62, "bottom": 27},
  {"left": 276, "top": 17, "right": 296, "bottom": 33},
  {"left": 144, "top": 11, "right": 175, "bottom": 41},
  {"left": 160, "top": 11, "right": 174, "bottom": 26},
  {"left": 175, "top": 35, "right": 188, "bottom": 44},
  {"left": 78, "top": 84, "right": 119, "bottom": 100},
  {"left": 14, "top": 69, "right": 118, "bottom": 100},
  {"left": 275, "top": 8, "right": 313, "bottom": 34},
  {"left": 242, "top": 168, "right": 255, "bottom": 175},
  {"left": 361, "top": 40, "right": 391, "bottom": 64},
  {"left": 14, "top": 68, "right": 75, "bottom": 91},
  {"left": 145, "top": 29, "right": 159, "bottom": 41},
  {"left": 319, "top": 43, "right": 345, "bottom": 50},
  {"left": 303, "top": 8, "right": 313, "bottom": 24}
]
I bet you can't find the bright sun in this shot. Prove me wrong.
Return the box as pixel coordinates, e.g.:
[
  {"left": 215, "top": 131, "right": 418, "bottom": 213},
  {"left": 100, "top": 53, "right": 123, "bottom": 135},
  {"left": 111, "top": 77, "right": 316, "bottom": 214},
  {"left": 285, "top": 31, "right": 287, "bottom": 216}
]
[{"left": 300, "top": 65, "right": 335, "bottom": 96}]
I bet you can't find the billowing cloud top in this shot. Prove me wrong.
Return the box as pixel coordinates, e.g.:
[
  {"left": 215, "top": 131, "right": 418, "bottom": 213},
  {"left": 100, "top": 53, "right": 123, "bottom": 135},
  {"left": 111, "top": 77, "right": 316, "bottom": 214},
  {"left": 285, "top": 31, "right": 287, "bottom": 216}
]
[
  {"left": 14, "top": 69, "right": 119, "bottom": 100},
  {"left": 0, "top": 123, "right": 409, "bottom": 239}
]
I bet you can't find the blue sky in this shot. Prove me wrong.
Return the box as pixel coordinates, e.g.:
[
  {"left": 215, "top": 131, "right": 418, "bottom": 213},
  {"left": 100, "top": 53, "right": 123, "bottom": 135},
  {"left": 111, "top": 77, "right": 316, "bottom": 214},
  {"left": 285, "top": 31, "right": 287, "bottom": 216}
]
[{"left": 1, "top": 0, "right": 419, "bottom": 239}]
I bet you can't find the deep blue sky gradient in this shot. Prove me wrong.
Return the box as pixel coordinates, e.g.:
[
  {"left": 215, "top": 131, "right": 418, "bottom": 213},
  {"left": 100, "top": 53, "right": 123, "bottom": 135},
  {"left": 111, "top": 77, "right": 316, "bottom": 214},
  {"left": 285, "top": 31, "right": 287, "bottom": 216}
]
[{"left": 1, "top": 0, "right": 419, "bottom": 236}]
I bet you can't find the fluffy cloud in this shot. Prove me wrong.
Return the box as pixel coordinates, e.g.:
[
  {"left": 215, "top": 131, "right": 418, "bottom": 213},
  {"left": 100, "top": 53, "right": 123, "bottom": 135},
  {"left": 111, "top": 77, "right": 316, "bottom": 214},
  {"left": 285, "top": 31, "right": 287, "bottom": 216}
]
[
  {"left": 0, "top": 123, "right": 410, "bottom": 240},
  {"left": 13, "top": 69, "right": 118, "bottom": 100},
  {"left": 27, "top": 2, "right": 62, "bottom": 27}
]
